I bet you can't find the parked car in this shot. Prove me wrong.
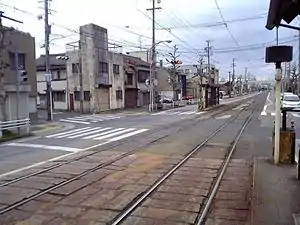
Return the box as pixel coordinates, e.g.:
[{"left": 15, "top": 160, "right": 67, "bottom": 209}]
[
  {"left": 282, "top": 94, "right": 300, "bottom": 109},
  {"left": 281, "top": 92, "right": 294, "bottom": 100}
]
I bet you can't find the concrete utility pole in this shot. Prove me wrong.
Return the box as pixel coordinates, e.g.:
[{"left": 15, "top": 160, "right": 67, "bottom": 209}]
[
  {"left": 197, "top": 56, "right": 204, "bottom": 110},
  {"left": 147, "top": 0, "right": 161, "bottom": 108},
  {"left": 232, "top": 58, "right": 236, "bottom": 97},
  {"left": 0, "top": 11, "right": 22, "bottom": 122},
  {"left": 244, "top": 67, "right": 248, "bottom": 93},
  {"left": 298, "top": 28, "right": 300, "bottom": 95},
  {"left": 166, "top": 45, "right": 180, "bottom": 101},
  {"left": 44, "top": 0, "right": 52, "bottom": 121},
  {"left": 228, "top": 71, "right": 232, "bottom": 98}
]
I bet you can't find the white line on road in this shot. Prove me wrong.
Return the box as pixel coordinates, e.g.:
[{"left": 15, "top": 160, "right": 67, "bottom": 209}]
[
  {"left": 46, "top": 127, "right": 92, "bottom": 138},
  {"left": 5, "top": 143, "right": 80, "bottom": 152},
  {"left": 216, "top": 115, "right": 232, "bottom": 120},
  {"left": 59, "top": 119, "right": 90, "bottom": 124},
  {"left": 67, "top": 127, "right": 112, "bottom": 139},
  {"left": 109, "top": 129, "right": 149, "bottom": 141},
  {"left": 94, "top": 128, "right": 136, "bottom": 140},
  {"left": 196, "top": 112, "right": 205, "bottom": 115},
  {"left": 180, "top": 111, "right": 196, "bottom": 115},
  {"left": 291, "top": 113, "right": 300, "bottom": 118}
]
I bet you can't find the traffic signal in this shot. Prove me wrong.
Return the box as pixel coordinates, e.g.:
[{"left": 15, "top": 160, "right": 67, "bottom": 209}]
[
  {"left": 174, "top": 60, "right": 182, "bottom": 65},
  {"left": 19, "top": 70, "right": 27, "bottom": 82},
  {"left": 56, "top": 56, "right": 69, "bottom": 61}
]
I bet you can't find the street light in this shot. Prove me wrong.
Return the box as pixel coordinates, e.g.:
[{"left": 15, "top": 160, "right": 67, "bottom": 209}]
[{"left": 149, "top": 40, "right": 172, "bottom": 111}]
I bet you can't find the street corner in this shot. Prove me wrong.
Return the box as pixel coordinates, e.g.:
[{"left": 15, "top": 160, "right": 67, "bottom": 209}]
[{"left": 30, "top": 122, "right": 73, "bottom": 136}]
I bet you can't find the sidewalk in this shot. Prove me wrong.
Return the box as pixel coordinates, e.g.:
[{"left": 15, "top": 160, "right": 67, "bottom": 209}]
[{"left": 251, "top": 158, "right": 300, "bottom": 225}]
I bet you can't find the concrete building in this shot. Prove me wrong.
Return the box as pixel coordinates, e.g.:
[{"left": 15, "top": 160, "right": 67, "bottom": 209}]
[
  {"left": 3, "top": 28, "right": 37, "bottom": 121},
  {"left": 38, "top": 24, "right": 151, "bottom": 113}
]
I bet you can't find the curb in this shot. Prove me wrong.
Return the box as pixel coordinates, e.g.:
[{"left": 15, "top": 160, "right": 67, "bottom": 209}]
[
  {"left": 0, "top": 133, "right": 33, "bottom": 143},
  {"left": 30, "top": 122, "right": 66, "bottom": 135}
]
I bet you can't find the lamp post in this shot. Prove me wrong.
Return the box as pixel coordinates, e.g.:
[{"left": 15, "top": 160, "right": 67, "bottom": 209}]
[{"left": 149, "top": 40, "right": 172, "bottom": 111}]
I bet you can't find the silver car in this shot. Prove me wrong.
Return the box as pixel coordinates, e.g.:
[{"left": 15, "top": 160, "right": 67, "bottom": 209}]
[{"left": 282, "top": 94, "right": 300, "bottom": 109}]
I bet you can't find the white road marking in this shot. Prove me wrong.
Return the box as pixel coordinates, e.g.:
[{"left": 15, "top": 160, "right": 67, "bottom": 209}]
[
  {"left": 0, "top": 152, "right": 77, "bottom": 179},
  {"left": 216, "top": 115, "right": 232, "bottom": 120},
  {"left": 180, "top": 111, "right": 196, "bottom": 115},
  {"left": 5, "top": 143, "right": 80, "bottom": 152},
  {"left": 55, "top": 127, "right": 100, "bottom": 139},
  {"left": 109, "top": 129, "right": 149, "bottom": 141},
  {"left": 291, "top": 113, "right": 300, "bottom": 118},
  {"left": 196, "top": 112, "right": 205, "bottom": 115},
  {"left": 260, "top": 92, "right": 273, "bottom": 116},
  {"left": 260, "top": 111, "right": 267, "bottom": 116},
  {"left": 82, "top": 128, "right": 126, "bottom": 139},
  {"left": 60, "top": 119, "right": 90, "bottom": 124},
  {"left": 46, "top": 127, "right": 92, "bottom": 138},
  {"left": 67, "top": 127, "right": 112, "bottom": 139},
  {"left": 94, "top": 128, "right": 136, "bottom": 140}
]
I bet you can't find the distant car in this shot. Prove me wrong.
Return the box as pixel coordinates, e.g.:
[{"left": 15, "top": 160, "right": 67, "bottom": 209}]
[{"left": 282, "top": 94, "right": 300, "bottom": 109}]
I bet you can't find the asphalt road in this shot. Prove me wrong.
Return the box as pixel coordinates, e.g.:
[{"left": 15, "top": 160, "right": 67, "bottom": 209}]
[{"left": 0, "top": 93, "right": 262, "bottom": 176}]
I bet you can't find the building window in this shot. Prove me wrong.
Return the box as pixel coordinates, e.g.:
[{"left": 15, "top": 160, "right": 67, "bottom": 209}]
[
  {"left": 113, "top": 64, "right": 120, "bottom": 74},
  {"left": 74, "top": 91, "right": 80, "bottom": 101},
  {"left": 52, "top": 91, "right": 66, "bottom": 102},
  {"left": 72, "top": 63, "right": 80, "bottom": 73},
  {"left": 99, "top": 62, "right": 108, "bottom": 73},
  {"left": 138, "top": 70, "right": 149, "bottom": 82},
  {"left": 8, "top": 52, "right": 26, "bottom": 70},
  {"left": 116, "top": 90, "right": 123, "bottom": 100},
  {"left": 52, "top": 70, "right": 66, "bottom": 80},
  {"left": 126, "top": 74, "right": 133, "bottom": 85},
  {"left": 84, "top": 91, "right": 90, "bottom": 101}
]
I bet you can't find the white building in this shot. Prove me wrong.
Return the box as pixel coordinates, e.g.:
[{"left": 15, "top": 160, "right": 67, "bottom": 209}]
[{"left": 36, "top": 53, "right": 68, "bottom": 110}]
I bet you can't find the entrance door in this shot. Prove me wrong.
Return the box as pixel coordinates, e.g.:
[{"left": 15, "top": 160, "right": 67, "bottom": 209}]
[{"left": 69, "top": 93, "right": 74, "bottom": 111}]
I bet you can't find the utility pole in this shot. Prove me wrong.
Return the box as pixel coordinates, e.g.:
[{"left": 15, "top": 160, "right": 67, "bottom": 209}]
[
  {"left": 244, "top": 67, "right": 248, "bottom": 93},
  {"left": 147, "top": 0, "right": 161, "bottom": 110},
  {"left": 195, "top": 56, "right": 204, "bottom": 110},
  {"left": 44, "top": 0, "right": 52, "bottom": 121},
  {"left": 232, "top": 58, "right": 236, "bottom": 97},
  {"left": 0, "top": 11, "right": 22, "bottom": 123},
  {"left": 298, "top": 27, "right": 300, "bottom": 95},
  {"left": 228, "top": 71, "right": 232, "bottom": 98}
]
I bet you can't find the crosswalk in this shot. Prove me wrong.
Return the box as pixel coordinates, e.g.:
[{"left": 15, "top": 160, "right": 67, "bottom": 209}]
[
  {"left": 151, "top": 110, "right": 204, "bottom": 116},
  {"left": 59, "top": 114, "right": 124, "bottom": 124},
  {"left": 45, "top": 126, "right": 149, "bottom": 142}
]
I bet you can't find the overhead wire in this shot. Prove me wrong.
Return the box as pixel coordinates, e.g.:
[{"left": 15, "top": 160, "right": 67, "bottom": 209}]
[{"left": 213, "top": 0, "right": 239, "bottom": 48}]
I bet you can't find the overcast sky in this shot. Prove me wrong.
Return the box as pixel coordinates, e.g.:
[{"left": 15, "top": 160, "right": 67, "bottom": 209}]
[{"left": 1, "top": 0, "right": 300, "bottom": 80}]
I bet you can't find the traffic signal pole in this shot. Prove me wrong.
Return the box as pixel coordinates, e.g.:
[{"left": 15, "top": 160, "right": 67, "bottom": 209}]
[{"left": 14, "top": 52, "right": 19, "bottom": 125}]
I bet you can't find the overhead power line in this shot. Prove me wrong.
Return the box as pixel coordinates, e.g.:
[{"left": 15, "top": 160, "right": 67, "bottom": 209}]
[
  {"left": 213, "top": 0, "right": 239, "bottom": 48},
  {"left": 157, "top": 13, "right": 267, "bottom": 30}
]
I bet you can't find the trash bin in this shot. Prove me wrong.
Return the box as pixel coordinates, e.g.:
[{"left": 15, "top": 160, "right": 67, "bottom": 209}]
[{"left": 272, "top": 126, "right": 296, "bottom": 164}]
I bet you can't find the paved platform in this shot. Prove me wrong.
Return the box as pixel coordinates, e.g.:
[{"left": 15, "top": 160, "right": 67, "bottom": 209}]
[{"left": 251, "top": 157, "right": 300, "bottom": 225}]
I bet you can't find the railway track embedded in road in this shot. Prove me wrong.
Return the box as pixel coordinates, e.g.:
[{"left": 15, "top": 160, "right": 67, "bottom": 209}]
[
  {"left": 109, "top": 101, "right": 258, "bottom": 225},
  {"left": 0, "top": 98, "right": 255, "bottom": 216}
]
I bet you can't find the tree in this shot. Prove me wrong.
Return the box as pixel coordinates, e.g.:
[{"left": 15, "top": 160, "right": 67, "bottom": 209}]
[{"left": 166, "top": 45, "right": 182, "bottom": 100}]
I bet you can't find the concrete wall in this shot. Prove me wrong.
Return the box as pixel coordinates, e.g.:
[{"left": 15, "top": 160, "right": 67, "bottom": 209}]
[
  {"left": 79, "top": 23, "right": 110, "bottom": 113},
  {"left": 4, "top": 84, "right": 31, "bottom": 121},
  {"left": 4, "top": 28, "right": 37, "bottom": 119},
  {"left": 108, "top": 52, "right": 125, "bottom": 109}
]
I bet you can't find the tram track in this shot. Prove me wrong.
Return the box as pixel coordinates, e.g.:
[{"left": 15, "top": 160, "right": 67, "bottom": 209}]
[
  {"left": 0, "top": 98, "right": 255, "bottom": 217},
  {"left": 109, "top": 101, "right": 258, "bottom": 225}
]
